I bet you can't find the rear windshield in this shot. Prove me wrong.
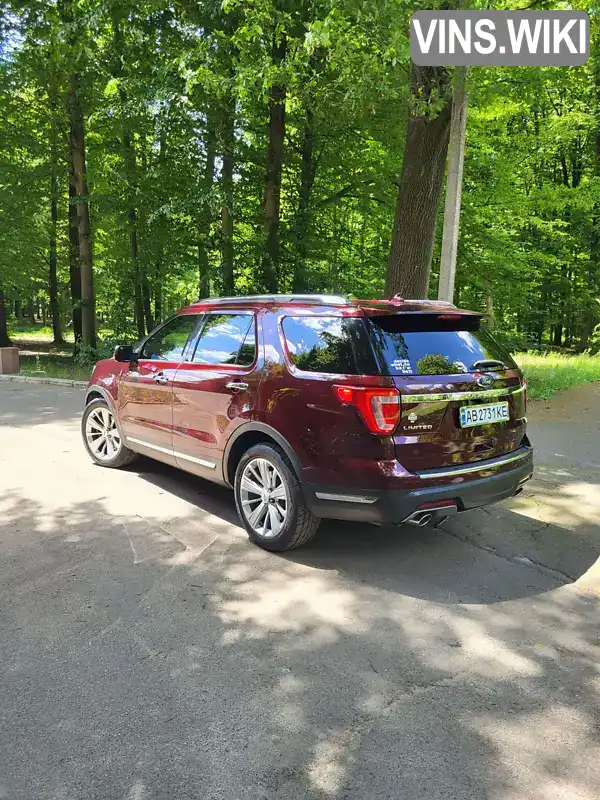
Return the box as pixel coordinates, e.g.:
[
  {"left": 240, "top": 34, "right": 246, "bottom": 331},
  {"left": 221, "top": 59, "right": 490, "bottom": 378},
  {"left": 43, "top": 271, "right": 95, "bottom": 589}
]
[{"left": 367, "top": 315, "right": 517, "bottom": 376}]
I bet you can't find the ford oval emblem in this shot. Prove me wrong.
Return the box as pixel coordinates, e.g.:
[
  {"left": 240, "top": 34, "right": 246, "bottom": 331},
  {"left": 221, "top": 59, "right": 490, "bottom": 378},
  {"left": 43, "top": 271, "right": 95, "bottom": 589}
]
[{"left": 476, "top": 374, "right": 495, "bottom": 389}]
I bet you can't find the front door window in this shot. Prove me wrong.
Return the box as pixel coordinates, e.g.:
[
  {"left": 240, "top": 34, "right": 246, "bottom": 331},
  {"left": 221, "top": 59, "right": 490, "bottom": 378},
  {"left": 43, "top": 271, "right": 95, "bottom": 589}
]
[{"left": 140, "top": 315, "right": 199, "bottom": 361}]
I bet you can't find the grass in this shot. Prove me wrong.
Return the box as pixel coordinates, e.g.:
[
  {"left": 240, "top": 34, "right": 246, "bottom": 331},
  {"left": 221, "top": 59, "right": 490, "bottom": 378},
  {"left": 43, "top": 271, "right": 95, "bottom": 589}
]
[
  {"left": 6, "top": 324, "right": 90, "bottom": 381},
  {"left": 8, "top": 323, "right": 75, "bottom": 344},
  {"left": 18, "top": 354, "right": 92, "bottom": 382},
  {"left": 516, "top": 352, "right": 600, "bottom": 401}
]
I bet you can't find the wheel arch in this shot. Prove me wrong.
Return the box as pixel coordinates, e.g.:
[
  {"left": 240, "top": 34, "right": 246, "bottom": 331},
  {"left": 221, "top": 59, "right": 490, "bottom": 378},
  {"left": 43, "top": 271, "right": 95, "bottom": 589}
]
[
  {"left": 223, "top": 423, "right": 302, "bottom": 487},
  {"left": 83, "top": 385, "right": 128, "bottom": 443},
  {"left": 85, "top": 385, "right": 115, "bottom": 409}
]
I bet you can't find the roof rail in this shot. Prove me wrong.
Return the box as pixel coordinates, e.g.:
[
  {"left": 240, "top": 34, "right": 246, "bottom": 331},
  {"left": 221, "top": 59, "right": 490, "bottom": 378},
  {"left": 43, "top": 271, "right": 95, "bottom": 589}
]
[
  {"left": 400, "top": 298, "right": 457, "bottom": 308},
  {"left": 194, "top": 294, "right": 351, "bottom": 306}
]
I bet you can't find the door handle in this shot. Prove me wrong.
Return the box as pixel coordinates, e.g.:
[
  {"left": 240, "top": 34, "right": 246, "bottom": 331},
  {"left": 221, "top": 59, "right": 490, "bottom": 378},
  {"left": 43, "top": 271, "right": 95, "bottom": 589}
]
[
  {"left": 153, "top": 372, "right": 169, "bottom": 385},
  {"left": 226, "top": 380, "right": 249, "bottom": 393}
]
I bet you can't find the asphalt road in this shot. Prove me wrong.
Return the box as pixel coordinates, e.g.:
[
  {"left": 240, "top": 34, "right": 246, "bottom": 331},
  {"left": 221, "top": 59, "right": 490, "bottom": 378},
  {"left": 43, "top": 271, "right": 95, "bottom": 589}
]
[{"left": 1, "top": 381, "right": 599, "bottom": 800}]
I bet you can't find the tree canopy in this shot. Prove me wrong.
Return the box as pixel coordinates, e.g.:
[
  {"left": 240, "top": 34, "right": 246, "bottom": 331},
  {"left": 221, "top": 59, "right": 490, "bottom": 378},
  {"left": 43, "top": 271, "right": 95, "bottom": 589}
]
[{"left": 0, "top": 0, "right": 598, "bottom": 352}]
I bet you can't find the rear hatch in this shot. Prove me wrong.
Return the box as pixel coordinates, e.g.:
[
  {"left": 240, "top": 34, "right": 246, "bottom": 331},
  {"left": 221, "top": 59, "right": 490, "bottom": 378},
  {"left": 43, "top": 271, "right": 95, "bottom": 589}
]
[{"left": 364, "top": 311, "right": 527, "bottom": 472}]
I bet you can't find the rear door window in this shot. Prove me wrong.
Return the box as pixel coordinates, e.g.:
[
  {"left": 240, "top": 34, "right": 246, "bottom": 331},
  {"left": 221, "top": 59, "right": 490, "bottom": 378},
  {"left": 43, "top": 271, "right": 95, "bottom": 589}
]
[
  {"left": 367, "top": 315, "right": 517, "bottom": 376},
  {"left": 282, "top": 316, "right": 377, "bottom": 375},
  {"left": 191, "top": 313, "right": 256, "bottom": 366}
]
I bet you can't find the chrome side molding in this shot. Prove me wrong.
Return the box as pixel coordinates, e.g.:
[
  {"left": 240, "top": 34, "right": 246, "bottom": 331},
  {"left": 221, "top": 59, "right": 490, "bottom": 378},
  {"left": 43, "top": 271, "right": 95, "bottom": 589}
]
[
  {"left": 314, "top": 492, "right": 377, "bottom": 504},
  {"left": 127, "top": 436, "right": 217, "bottom": 469}
]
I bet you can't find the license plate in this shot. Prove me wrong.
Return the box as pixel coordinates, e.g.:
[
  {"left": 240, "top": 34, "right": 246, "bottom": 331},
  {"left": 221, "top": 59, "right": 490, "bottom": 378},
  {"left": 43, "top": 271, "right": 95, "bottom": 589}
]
[{"left": 460, "top": 402, "right": 509, "bottom": 428}]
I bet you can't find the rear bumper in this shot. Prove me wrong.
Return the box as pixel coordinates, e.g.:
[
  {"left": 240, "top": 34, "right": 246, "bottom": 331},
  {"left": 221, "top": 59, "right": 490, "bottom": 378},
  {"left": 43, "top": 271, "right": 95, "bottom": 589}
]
[{"left": 303, "top": 446, "right": 534, "bottom": 525}]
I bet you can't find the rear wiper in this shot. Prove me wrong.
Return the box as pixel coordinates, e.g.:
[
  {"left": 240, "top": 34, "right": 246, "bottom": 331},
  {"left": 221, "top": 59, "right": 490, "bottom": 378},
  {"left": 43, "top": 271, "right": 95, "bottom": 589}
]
[{"left": 470, "top": 359, "right": 505, "bottom": 371}]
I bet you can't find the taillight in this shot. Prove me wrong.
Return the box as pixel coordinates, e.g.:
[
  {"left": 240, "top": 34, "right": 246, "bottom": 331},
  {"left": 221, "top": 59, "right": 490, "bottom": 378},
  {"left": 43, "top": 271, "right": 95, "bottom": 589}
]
[{"left": 333, "top": 386, "right": 401, "bottom": 435}]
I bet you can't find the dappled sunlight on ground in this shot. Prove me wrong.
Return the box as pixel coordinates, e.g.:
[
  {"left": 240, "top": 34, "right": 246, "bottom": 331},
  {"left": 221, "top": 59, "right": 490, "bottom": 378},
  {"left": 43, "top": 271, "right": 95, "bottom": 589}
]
[
  {"left": 1, "top": 476, "right": 599, "bottom": 798},
  {"left": 512, "top": 473, "right": 600, "bottom": 529},
  {"left": 469, "top": 705, "right": 600, "bottom": 800},
  {"left": 2, "top": 383, "right": 600, "bottom": 798}
]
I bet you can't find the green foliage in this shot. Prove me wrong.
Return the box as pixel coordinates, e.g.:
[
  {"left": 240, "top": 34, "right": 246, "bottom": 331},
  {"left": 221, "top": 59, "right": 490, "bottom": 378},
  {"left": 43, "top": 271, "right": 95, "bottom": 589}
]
[
  {"left": 19, "top": 354, "right": 92, "bottom": 381},
  {"left": 74, "top": 340, "right": 119, "bottom": 369},
  {"left": 416, "top": 353, "right": 462, "bottom": 376},
  {"left": 589, "top": 323, "right": 600, "bottom": 355},
  {"left": 449, "top": 59, "right": 600, "bottom": 348},
  {"left": 9, "top": 324, "right": 73, "bottom": 344},
  {"left": 0, "top": 0, "right": 599, "bottom": 360}
]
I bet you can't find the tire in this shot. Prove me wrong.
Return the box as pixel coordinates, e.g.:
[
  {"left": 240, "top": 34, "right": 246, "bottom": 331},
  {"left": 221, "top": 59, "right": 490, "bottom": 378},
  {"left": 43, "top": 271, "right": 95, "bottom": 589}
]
[
  {"left": 81, "top": 398, "right": 139, "bottom": 469},
  {"left": 234, "top": 443, "right": 320, "bottom": 552}
]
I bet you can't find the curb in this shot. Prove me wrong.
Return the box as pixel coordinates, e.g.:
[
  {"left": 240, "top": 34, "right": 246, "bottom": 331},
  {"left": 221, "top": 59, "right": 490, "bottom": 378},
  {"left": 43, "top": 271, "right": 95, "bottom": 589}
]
[{"left": 0, "top": 374, "right": 88, "bottom": 388}]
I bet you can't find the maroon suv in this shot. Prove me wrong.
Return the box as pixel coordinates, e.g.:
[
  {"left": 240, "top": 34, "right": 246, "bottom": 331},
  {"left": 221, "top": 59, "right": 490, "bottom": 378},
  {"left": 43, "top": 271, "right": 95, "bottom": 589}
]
[{"left": 82, "top": 294, "right": 533, "bottom": 551}]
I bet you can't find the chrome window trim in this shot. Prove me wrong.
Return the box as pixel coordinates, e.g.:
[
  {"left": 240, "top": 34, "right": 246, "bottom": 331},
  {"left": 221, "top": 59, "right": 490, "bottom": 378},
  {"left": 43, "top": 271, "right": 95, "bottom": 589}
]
[{"left": 402, "top": 384, "right": 525, "bottom": 404}]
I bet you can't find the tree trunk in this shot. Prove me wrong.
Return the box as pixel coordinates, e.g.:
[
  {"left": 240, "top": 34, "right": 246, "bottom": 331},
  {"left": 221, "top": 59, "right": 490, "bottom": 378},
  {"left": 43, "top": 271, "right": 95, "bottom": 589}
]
[
  {"left": 49, "top": 136, "right": 65, "bottom": 346},
  {"left": 15, "top": 300, "right": 23, "bottom": 324},
  {"left": 198, "top": 129, "right": 215, "bottom": 299},
  {"left": 26, "top": 299, "right": 35, "bottom": 326},
  {"left": 221, "top": 97, "right": 235, "bottom": 295},
  {"left": 198, "top": 244, "right": 210, "bottom": 299},
  {"left": 386, "top": 65, "right": 452, "bottom": 299},
  {"left": 123, "top": 137, "right": 145, "bottom": 337},
  {"left": 0, "top": 289, "right": 11, "bottom": 347},
  {"left": 485, "top": 285, "right": 494, "bottom": 330},
  {"left": 119, "top": 97, "right": 147, "bottom": 334},
  {"left": 142, "top": 274, "right": 153, "bottom": 333},
  {"left": 437, "top": 66, "right": 468, "bottom": 303},
  {"left": 553, "top": 324, "right": 563, "bottom": 347},
  {"left": 129, "top": 209, "right": 145, "bottom": 339},
  {"left": 154, "top": 268, "right": 162, "bottom": 325},
  {"left": 261, "top": 35, "right": 287, "bottom": 293},
  {"left": 565, "top": 327, "right": 573, "bottom": 348},
  {"left": 119, "top": 96, "right": 145, "bottom": 335},
  {"left": 110, "top": 12, "right": 147, "bottom": 335},
  {"left": 68, "top": 73, "right": 96, "bottom": 347},
  {"left": 68, "top": 178, "right": 82, "bottom": 348},
  {"left": 292, "top": 108, "right": 316, "bottom": 292}
]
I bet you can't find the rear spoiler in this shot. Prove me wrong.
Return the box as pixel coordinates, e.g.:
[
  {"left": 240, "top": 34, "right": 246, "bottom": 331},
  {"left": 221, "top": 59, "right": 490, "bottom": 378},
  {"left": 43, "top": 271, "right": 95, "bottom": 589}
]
[
  {"left": 357, "top": 296, "right": 482, "bottom": 317},
  {"left": 361, "top": 310, "right": 484, "bottom": 332},
  {"left": 361, "top": 307, "right": 483, "bottom": 319}
]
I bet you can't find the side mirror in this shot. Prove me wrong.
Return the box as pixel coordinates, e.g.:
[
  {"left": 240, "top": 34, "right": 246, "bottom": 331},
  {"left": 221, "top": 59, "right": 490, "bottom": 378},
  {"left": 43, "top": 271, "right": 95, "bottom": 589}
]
[{"left": 114, "top": 344, "right": 137, "bottom": 363}]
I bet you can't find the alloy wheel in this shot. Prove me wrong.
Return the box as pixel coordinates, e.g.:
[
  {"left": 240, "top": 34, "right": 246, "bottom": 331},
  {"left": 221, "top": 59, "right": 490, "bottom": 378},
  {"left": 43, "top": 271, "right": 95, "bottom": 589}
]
[
  {"left": 240, "top": 457, "right": 288, "bottom": 538},
  {"left": 85, "top": 406, "right": 122, "bottom": 462}
]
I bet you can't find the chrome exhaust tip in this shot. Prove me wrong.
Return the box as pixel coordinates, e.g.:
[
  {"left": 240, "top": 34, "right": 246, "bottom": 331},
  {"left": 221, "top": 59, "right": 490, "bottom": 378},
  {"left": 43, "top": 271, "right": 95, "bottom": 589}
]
[
  {"left": 404, "top": 503, "right": 458, "bottom": 527},
  {"left": 406, "top": 511, "right": 434, "bottom": 527}
]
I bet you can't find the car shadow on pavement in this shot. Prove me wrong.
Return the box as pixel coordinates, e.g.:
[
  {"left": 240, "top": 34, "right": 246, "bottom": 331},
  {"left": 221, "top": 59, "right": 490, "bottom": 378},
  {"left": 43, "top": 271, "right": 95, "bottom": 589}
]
[
  {"left": 132, "top": 455, "right": 241, "bottom": 526},
  {"left": 133, "top": 456, "right": 576, "bottom": 605},
  {"left": 1, "top": 487, "right": 599, "bottom": 800}
]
